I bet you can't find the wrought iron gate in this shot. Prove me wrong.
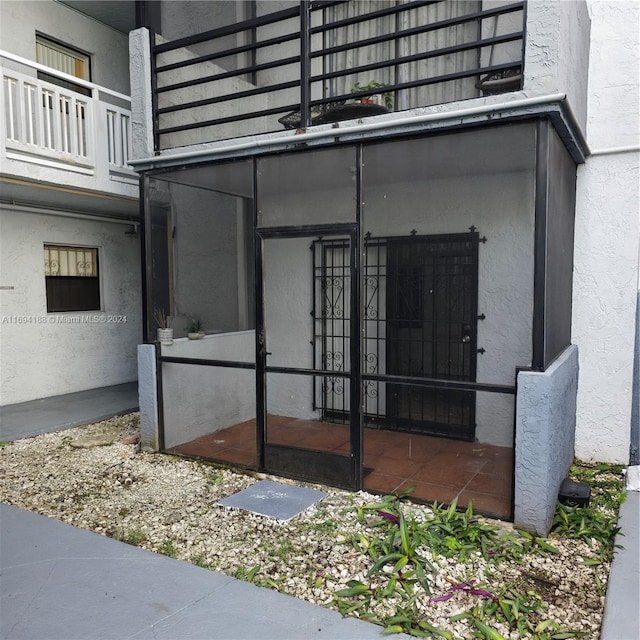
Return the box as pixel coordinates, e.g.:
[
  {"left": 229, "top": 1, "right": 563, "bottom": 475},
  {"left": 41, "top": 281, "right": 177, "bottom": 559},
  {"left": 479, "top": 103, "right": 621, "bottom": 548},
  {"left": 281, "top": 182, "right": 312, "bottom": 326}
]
[{"left": 313, "top": 231, "right": 479, "bottom": 441}]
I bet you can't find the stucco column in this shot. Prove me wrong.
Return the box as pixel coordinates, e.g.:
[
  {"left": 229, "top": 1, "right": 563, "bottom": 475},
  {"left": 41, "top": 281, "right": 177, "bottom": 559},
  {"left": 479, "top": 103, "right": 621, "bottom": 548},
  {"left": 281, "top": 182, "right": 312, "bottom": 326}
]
[
  {"left": 137, "top": 344, "right": 160, "bottom": 451},
  {"left": 514, "top": 345, "right": 579, "bottom": 535}
]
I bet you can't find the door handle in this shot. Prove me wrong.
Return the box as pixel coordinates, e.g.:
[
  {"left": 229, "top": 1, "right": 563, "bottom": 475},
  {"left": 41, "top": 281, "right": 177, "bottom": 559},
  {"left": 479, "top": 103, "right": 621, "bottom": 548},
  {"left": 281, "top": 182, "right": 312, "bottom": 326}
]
[{"left": 461, "top": 335, "right": 471, "bottom": 343}]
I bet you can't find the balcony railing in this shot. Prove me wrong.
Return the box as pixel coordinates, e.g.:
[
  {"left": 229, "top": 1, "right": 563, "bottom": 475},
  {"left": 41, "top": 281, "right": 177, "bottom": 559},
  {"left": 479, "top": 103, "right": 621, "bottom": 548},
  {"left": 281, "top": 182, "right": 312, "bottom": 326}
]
[
  {"left": 1, "top": 51, "right": 135, "bottom": 184},
  {"left": 152, "top": 0, "right": 525, "bottom": 150}
]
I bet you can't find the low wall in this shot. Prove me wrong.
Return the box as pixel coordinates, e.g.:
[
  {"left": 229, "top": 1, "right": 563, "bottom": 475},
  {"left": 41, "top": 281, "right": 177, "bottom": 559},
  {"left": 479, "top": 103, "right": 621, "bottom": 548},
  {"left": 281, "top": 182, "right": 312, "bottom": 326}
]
[
  {"left": 162, "top": 331, "right": 255, "bottom": 449},
  {"left": 514, "top": 344, "right": 579, "bottom": 535}
]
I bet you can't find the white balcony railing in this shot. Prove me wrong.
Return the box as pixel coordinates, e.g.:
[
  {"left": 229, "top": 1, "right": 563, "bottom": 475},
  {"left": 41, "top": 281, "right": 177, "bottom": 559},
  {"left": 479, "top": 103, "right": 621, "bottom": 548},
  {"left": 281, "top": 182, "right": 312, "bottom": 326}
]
[{"left": 1, "top": 50, "right": 135, "bottom": 185}]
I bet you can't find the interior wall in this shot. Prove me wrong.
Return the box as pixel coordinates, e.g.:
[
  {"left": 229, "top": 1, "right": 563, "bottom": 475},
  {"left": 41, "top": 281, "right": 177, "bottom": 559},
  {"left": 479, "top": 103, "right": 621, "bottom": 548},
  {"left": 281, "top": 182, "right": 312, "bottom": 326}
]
[
  {"left": 264, "top": 237, "right": 321, "bottom": 421},
  {"left": 171, "top": 184, "right": 251, "bottom": 335}
]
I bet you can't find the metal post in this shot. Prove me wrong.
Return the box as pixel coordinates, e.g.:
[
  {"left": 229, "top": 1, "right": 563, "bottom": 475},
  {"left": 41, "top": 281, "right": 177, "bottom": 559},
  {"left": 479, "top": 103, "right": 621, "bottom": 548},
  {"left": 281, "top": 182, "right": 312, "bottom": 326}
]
[{"left": 300, "top": 0, "right": 311, "bottom": 128}]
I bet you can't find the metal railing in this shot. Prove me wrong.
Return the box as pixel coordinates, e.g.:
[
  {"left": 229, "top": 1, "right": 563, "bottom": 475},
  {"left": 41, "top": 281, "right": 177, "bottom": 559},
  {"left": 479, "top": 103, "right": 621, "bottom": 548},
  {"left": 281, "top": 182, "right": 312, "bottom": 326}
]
[
  {"left": 1, "top": 50, "right": 134, "bottom": 177},
  {"left": 152, "top": 0, "right": 525, "bottom": 149}
]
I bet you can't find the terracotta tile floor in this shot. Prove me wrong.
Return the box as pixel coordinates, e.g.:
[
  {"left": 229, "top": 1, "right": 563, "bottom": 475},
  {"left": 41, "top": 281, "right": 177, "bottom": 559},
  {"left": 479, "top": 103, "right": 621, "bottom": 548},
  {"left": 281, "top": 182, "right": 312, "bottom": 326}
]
[{"left": 168, "top": 415, "right": 513, "bottom": 519}]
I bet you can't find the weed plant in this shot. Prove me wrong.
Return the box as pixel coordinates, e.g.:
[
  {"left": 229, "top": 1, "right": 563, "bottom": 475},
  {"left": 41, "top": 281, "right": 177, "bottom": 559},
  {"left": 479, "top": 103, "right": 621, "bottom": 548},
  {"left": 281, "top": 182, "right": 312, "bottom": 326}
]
[{"left": 331, "top": 463, "right": 624, "bottom": 639}]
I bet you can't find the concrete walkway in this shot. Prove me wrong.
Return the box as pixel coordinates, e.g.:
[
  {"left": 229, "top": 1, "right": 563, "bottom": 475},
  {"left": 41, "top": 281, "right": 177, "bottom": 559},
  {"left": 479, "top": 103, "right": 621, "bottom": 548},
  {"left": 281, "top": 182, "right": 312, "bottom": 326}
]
[
  {"left": 0, "top": 503, "right": 397, "bottom": 640},
  {"left": 600, "top": 489, "right": 640, "bottom": 640},
  {"left": 0, "top": 382, "right": 138, "bottom": 442}
]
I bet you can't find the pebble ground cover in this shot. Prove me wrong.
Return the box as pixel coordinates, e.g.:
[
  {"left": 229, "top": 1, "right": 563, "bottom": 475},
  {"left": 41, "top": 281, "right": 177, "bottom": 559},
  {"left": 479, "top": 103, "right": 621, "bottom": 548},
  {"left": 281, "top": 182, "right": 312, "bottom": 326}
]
[{"left": 0, "top": 413, "right": 626, "bottom": 639}]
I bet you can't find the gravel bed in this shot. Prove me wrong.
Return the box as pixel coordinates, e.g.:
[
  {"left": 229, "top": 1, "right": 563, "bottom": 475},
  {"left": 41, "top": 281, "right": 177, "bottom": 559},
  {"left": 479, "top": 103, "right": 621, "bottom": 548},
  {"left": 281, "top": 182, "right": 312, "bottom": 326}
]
[{"left": 0, "top": 413, "right": 614, "bottom": 639}]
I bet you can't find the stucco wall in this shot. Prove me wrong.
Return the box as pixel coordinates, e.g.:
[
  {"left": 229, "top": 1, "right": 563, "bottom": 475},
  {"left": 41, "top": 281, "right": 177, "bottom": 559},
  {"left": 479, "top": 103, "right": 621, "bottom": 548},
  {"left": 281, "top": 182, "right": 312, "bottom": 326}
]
[
  {"left": 0, "top": 0, "right": 130, "bottom": 95},
  {"left": 523, "top": 0, "right": 590, "bottom": 132},
  {"left": 0, "top": 209, "right": 142, "bottom": 405},
  {"left": 572, "top": 0, "right": 640, "bottom": 464},
  {"left": 514, "top": 344, "right": 579, "bottom": 535}
]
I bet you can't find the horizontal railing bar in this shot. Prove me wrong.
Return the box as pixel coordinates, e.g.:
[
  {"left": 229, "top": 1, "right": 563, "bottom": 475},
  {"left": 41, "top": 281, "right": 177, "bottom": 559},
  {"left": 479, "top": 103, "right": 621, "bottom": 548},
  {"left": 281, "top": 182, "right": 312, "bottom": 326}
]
[
  {"left": 363, "top": 373, "right": 516, "bottom": 395},
  {"left": 156, "top": 55, "right": 300, "bottom": 95},
  {"left": 160, "top": 355, "right": 256, "bottom": 369},
  {"left": 157, "top": 103, "right": 299, "bottom": 135},
  {"left": 153, "top": 5, "right": 300, "bottom": 54},
  {"left": 310, "top": 61, "right": 521, "bottom": 108},
  {"left": 312, "top": 32, "right": 523, "bottom": 85},
  {"left": 156, "top": 61, "right": 520, "bottom": 135},
  {"left": 157, "top": 79, "right": 299, "bottom": 115},
  {"left": 265, "top": 366, "right": 350, "bottom": 377},
  {"left": 312, "top": 2, "right": 524, "bottom": 57},
  {"left": 155, "top": 31, "right": 300, "bottom": 74},
  {"left": 156, "top": 31, "right": 520, "bottom": 100},
  {"left": 159, "top": 356, "right": 515, "bottom": 395},
  {"left": 310, "top": 0, "right": 442, "bottom": 34}
]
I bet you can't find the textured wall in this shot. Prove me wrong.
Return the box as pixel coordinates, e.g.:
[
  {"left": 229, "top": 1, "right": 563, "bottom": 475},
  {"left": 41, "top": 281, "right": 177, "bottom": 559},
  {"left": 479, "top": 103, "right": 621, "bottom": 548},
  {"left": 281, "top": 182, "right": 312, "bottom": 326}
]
[
  {"left": 572, "top": 0, "right": 640, "bottom": 463},
  {"left": 515, "top": 345, "right": 579, "bottom": 535},
  {"left": 137, "top": 344, "right": 159, "bottom": 451},
  {"left": 0, "top": 209, "right": 142, "bottom": 405},
  {"left": 523, "top": 0, "right": 590, "bottom": 132},
  {"left": 0, "top": 0, "right": 130, "bottom": 95},
  {"left": 129, "top": 29, "right": 154, "bottom": 161}
]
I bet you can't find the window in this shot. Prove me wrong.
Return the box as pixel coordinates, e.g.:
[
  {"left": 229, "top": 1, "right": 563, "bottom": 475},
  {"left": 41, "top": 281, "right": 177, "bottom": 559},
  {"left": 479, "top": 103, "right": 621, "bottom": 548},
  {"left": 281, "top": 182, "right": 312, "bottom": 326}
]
[
  {"left": 36, "top": 35, "right": 91, "bottom": 96},
  {"left": 44, "top": 245, "right": 100, "bottom": 312}
]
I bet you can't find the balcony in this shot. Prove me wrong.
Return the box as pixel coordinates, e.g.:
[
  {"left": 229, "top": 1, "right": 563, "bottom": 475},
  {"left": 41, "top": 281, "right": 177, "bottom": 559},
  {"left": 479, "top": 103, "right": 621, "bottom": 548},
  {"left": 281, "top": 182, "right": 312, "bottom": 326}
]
[
  {"left": 1, "top": 50, "right": 137, "bottom": 197},
  {"left": 148, "top": 0, "right": 525, "bottom": 151}
]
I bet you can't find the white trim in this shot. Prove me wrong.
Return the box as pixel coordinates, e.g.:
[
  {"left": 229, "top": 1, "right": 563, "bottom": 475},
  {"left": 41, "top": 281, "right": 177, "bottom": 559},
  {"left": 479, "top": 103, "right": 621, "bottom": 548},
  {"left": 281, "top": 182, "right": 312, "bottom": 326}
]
[
  {"left": 589, "top": 146, "right": 640, "bottom": 157},
  {"left": 5, "top": 150, "right": 94, "bottom": 174},
  {"left": 2, "top": 202, "right": 136, "bottom": 226},
  {"left": 0, "top": 49, "right": 130, "bottom": 102}
]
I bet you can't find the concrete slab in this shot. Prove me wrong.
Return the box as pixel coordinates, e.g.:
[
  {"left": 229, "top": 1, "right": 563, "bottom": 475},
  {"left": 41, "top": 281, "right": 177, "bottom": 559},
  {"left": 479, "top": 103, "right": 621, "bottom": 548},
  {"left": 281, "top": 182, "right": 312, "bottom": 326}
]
[
  {"left": 217, "top": 479, "right": 327, "bottom": 521},
  {"left": 0, "top": 504, "right": 401, "bottom": 640},
  {"left": 600, "top": 490, "right": 640, "bottom": 640},
  {"left": 0, "top": 382, "right": 138, "bottom": 442}
]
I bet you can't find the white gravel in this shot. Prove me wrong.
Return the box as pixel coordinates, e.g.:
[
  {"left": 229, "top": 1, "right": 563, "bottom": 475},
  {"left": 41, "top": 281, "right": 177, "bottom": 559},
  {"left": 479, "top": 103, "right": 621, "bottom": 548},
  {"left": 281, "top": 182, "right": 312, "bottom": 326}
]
[{"left": 0, "top": 413, "right": 615, "bottom": 639}]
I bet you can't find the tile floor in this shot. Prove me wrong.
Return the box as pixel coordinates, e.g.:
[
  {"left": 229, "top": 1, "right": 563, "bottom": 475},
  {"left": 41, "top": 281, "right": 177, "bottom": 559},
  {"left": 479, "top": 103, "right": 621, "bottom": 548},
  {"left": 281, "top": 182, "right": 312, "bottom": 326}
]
[{"left": 169, "top": 415, "right": 513, "bottom": 519}]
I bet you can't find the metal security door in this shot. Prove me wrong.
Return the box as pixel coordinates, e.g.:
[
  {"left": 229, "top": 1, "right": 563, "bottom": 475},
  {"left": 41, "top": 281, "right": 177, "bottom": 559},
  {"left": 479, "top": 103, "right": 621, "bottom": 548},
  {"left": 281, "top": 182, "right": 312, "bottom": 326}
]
[{"left": 386, "top": 233, "right": 478, "bottom": 440}]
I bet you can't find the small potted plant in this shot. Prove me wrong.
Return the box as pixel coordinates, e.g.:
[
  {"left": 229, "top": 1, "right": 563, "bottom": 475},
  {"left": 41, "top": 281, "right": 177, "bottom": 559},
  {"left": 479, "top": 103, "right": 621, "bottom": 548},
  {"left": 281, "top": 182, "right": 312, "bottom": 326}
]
[
  {"left": 351, "top": 80, "right": 393, "bottom": 110},
  {"left": 187, "top": 318, "right": 205, "bottom": 340},
  {"left": 154, "top": 308, "right": 173, "bottom": 345}
]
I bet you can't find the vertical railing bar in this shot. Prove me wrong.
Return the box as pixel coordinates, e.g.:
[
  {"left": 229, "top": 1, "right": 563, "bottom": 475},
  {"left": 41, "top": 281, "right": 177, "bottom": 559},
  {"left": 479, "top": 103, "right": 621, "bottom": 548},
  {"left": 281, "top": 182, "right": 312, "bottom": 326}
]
[
  {"left": 300, "top": 0, "right": 311, "bottom": 128},
  {"left": 121, "top": 113, "right": 128, "bottom": 166},
  {"left": 149, "top": 28, "right": 160, "bottom": 153},
  {"left": 16, "top": 78, "right": 26, "bottom": 143},
  {"left": 26, "top": 83, "right": 36, "bottom": 144},
  {"left": 53, "top": 89, "right": 63, "bottom": 152},
  {"left": 107, "top": 110, "right": 115, "bottom": 164},
  {"left": 6, "top": 78, "right": 17, "bottom": 140},
  {"left": 70, "top": 96, "right": 79, "bottom": 157}
]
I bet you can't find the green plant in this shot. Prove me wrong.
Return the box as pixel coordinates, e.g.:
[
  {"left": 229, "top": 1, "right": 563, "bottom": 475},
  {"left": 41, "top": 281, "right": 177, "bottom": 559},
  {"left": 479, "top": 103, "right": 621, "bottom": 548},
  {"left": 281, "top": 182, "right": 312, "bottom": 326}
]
[
  {"left": 114, "top": 527, "right": 146, "bottom": 546},
  {"left": 188, "top": 318, "right": 202, "bottom": 333},
  {"left": 157, "top": 539, "right": 178, "bottom": 558},
  {"left": 550, "top": 463, "right": 625, "bottom": 563},
  {"left": 452, "top": 585, "right": 586, "bottom": 639},
  {"left": 351, "top": 80, "right": 393, "bottom": 109}
]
